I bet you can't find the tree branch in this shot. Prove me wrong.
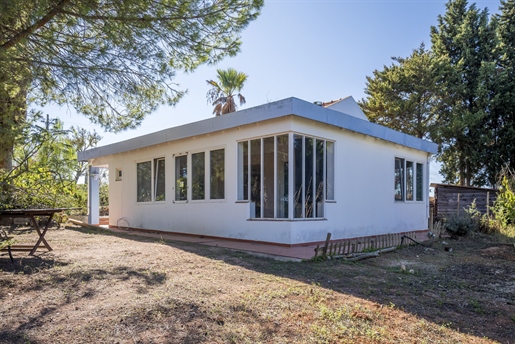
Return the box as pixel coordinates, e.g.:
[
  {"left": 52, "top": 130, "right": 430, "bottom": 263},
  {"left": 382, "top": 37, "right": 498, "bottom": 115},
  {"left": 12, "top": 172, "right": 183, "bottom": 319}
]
[{"left": 0, "top": 0, "right": 72, "bottom": 51}]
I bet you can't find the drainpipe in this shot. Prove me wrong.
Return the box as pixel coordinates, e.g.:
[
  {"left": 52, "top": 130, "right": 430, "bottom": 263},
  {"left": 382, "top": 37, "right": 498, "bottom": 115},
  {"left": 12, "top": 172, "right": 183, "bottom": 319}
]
[{"left": 88, "top": 165, "right": 100, "bottom": 226}]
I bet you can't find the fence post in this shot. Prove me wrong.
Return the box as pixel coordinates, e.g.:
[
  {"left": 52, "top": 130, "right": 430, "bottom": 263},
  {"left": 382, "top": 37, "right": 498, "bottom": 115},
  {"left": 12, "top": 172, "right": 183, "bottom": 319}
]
[
  {"left": 321, "top": 233, "right": 332, "bottom": 258},
  {"left": 486, "top": 191, "right": 490, "bottom": 216}
]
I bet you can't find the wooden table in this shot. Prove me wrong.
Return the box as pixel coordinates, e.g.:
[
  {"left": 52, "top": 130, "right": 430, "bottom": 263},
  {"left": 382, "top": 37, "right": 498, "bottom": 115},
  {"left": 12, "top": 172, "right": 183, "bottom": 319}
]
[{"left": 0, "top": 208, "right": 68, "bottom": 256}]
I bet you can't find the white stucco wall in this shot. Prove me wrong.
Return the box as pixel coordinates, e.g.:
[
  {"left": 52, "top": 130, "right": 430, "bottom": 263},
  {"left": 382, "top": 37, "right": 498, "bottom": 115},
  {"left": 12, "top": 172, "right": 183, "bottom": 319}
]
[
  {"left": 288, "top": 117, "right": 429, "bottom": 244},
  {"left": 91, "top": 115, "right": 430, "bottom": 245}
]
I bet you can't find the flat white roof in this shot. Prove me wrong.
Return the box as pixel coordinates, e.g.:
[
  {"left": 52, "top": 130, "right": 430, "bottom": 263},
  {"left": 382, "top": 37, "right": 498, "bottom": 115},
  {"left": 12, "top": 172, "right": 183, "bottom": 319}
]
[{"left": 78, "top": 97, "right": 438, "bottom": 161}]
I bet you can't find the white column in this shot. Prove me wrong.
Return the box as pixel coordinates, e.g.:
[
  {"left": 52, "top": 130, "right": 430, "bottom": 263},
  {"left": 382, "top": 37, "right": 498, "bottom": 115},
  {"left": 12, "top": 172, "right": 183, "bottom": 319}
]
[{"left": 88, "top": 166, "right": 100, "bottom": 225}]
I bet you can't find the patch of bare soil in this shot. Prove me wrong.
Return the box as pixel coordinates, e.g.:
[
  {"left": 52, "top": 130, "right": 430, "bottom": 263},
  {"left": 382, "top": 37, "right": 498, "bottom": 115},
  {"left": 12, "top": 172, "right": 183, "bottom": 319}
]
[{"left": 0, "top": 225, "right": 513, "bottom": 344}]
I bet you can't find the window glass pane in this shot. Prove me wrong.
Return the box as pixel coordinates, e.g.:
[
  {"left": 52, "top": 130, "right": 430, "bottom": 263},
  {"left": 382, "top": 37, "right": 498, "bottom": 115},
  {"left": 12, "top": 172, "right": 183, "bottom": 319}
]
[
  {"left": 210, "top": 149, "right": 225, "bottom": 199},
  {"left": 137, "top": 161, "right": 152, "bottom": 202},
  {"left": 305, "top": 137, "right": 314, "bottom": 217},
  {"left": 326, "top": 141, "right": 335, "bottom": 200},
  {"left": 238, "top": 142, "right": 249, "bottom": 200},
  {"left": 315, "top": 139, "right": 324, "bottom": 217},
  {"left": 394, "top": 158, "right": 404, "bottom": 201},
  {"left": 263, "top": 137, "right": 275, "bottom": 218},
  {"left": 154, "top": 158, "right": 166, "bottom": 201},
  {"left": 276, "top": 135, "right": 289, "bottom": 218},
  {"left": 293, "top": 135, "right": 303, "bottom": 218},
  {"left": 406, "top": 161, "right": 414, "bottom": 201},
  {"left": 416, "top": 163, "right": 424, "bottom": 201},
  {"left": 175, "top": 155, "right": 187, "bottom": 201},
  {"left": 250, "top": 139, "right": 261, "bottom": 218},
  {"left": 192, "top": 152, "right": 205, "bottom": 200}
]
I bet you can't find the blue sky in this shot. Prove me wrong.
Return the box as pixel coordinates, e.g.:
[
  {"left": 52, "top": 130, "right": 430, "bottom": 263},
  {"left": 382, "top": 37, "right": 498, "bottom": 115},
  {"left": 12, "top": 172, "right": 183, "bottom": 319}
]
[{"left": 45, "top": 0, "right": 499, "bottom": 181}]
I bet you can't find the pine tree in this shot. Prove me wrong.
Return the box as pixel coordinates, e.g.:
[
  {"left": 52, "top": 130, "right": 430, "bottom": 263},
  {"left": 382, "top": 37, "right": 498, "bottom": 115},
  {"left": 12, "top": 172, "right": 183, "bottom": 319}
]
[
  {"left": 492, "top": 0, "right": 515, "bottom": 182},
  {"left": 359, "top": 44, "right": 440, "bottom": 140},
  {"left": 0, "top": 0, "right": 263, "bottom": 171},
  {"left": 430, "top": 0, "right": 497, "bottom": 186}
]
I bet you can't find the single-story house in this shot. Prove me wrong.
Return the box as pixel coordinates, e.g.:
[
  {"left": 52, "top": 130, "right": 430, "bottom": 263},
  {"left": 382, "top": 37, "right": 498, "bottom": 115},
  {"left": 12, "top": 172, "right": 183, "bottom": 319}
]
[{"left": 78, "top": 96, "right": 438, "bottom": 246}]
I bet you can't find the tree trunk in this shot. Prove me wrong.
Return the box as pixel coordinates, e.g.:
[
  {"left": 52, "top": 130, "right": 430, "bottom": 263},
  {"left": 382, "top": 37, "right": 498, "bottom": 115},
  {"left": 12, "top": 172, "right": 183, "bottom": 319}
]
[{"left": 0, "top": 66, "right": 28, "bottom": 172}]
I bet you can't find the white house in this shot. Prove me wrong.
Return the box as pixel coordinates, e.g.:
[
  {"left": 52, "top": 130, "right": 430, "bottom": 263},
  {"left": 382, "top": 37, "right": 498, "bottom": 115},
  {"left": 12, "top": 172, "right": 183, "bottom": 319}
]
[{"left": 78, "top": 96, "right": 438, "bottom": 246}]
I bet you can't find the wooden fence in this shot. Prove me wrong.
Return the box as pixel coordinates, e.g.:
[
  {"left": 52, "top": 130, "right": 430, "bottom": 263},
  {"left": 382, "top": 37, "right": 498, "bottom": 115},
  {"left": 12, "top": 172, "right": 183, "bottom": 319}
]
[
  {"left": 313, "top": 231, "right": 419, "bottom": 259},
  {"left": 431, "top": 183, "right": 497, "bottom": 220}
]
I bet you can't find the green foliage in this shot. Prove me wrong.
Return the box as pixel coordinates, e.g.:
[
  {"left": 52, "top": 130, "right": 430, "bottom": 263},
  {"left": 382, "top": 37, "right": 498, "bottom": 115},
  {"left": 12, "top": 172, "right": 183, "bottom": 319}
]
[
  {"left": 0, "top": 112, "right": 94, "bottom": 212},
  {"left": 431, "top": 0, "right": 498, "bottom": 187},
  {"left": 362, "top": 0, "right": 515, "bottom": 187},
  {"left": 443, "top": 200, "right": 491, "bottom": 236},
  {"left": 0, "top": 0, "right": 263, "bottom": 169},
  {"left": 443, "top": 201, "right": 482, "bottom": 236},
  {"left": 493, "top": 174, "right": 515, "bottom": 227},
  {"left": 359, "top": 44, "right": 440, "bottom": 140},
  {"left": 206, "top": 68, "right": 248, "bottom": 116}
]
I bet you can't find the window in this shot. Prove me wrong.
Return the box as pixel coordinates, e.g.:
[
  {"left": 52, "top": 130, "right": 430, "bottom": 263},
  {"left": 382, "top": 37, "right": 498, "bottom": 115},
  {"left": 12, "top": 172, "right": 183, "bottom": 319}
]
[
  {"left": 173, "top": 149, "right": 225, "bottom": 202},
  {"left": 326, "top": 141, "right": 335, "bottom": 200},
  {"left": 137, "top": 161, "right": 152, "bottom": 202},
  {"left": 239, "top": 134, "right": 333, "bottom": 219},
  {"left": 137, "top": 158, "right": 165, "bottom": 203},
  {"left": 406, "top": 161, "right": 414, "bottom": 201},
  {"left": 276, "top": 135, "right": 289, "bottom": 218},
  {"left": 416, "top": 163, "right": 424, "bottom": 201},
  {"left": 294, "top": 135, "right": 326, "bottom": 218},
  {"left": 192, "top": 152, "right": 205, "bottom": 200},
  {"left": 395, "top": 158, "right": 424, "bottom": 202},
  {"left": 154, "top": 158, "right": 166, "bottom": 201},
  {"left": 210, "top": 149, "right": 225, "bottom": 199},
  {"left": 175, "top": 155, "right": 187, "bottom": 201}
]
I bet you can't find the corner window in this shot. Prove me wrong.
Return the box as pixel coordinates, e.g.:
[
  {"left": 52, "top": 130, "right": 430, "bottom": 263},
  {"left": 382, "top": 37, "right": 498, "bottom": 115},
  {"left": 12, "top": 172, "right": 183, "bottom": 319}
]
[
  {"left": 239, "top": 134, "right": 333, "bottom": 219},
  {"left": 395, "top": 158, "right": 424, "bottom": 202},
  {"left": 137, "top": 158, "right": 165, "bottom": 203}
]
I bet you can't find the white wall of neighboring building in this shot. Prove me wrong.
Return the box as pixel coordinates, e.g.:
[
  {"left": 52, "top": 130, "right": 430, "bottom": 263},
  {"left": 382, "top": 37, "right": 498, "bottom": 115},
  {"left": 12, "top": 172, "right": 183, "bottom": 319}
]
[
  {"left": 324, "top": 96, "right": 369, "bottom": 121},
  {"left": 92, "top": 114, "right": 430, "bottom": 245}
]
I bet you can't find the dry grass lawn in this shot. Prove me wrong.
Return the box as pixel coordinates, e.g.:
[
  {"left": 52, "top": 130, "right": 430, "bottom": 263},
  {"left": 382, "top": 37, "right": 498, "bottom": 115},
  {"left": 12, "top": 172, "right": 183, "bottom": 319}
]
[{"left": 0, "top": 225, "right": 513, "bottom": 343}]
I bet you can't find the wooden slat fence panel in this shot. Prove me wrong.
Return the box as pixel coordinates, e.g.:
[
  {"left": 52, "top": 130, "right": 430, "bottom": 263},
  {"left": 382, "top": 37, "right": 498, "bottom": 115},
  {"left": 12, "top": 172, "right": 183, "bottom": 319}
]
[
  {"left": 432, "top": 184, "right": 497, "bottom": 220},
  {"left": 314, "top": 231, "right": 418, "bottom": 259}
]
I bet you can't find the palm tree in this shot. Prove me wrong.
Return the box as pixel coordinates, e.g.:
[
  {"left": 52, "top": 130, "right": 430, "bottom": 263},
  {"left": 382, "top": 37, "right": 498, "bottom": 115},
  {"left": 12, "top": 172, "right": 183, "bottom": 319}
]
[{"left": 206, "top": 68, "right": 248, "bottom": 116}]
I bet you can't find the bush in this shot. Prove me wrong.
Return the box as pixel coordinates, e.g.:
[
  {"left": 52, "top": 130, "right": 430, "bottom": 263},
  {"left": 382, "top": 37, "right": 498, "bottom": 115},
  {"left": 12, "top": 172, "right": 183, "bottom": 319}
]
[
  {"left": 442, "top": 200, "right": 486, "bottom": 237},
  {"left": 443, "top": 213, "right": 478, "bottom": 237},
  {"left": 493, "top": 175, "right": 515, "bottom": 227}
]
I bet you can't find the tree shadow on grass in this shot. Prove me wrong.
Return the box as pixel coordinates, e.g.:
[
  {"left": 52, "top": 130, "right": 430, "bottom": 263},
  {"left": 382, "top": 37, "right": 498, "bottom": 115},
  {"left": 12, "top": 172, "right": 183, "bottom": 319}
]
[{"left": 55, "top": 226, "right": 515, "bottom": 343}]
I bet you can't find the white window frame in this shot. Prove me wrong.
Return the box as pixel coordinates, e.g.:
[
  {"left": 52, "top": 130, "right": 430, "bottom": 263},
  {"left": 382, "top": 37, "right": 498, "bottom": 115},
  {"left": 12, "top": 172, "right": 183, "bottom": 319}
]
[
  {"left": 238, "top": 133, "right": 334, "bottom": 220},
  {"left": 172, "top": 147, "right": 226, "bottom": 203},
  {"left": 173, "top": 153, "right": 188, "bottom": 203},
  {"left": 395, "top": 157, "right": 424, "bottom": 202},
  {"left": 136, "top": 157, "right": 166, "bottom": 204}
]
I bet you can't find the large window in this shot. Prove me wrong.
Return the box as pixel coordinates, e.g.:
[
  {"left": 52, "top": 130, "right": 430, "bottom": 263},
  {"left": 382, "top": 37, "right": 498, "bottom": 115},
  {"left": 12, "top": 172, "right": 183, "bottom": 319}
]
[
  {"left": 137, "top": 158, "right": 165, "bottom": 203},
  {"left": 239, "top": 134, "right": 334, "bottom": 219},
  {"left": 395, "top": 158, "right": 424, "bottom": 202},
  {"left": 173, "top": 149, "right": 225, "bottom": 202}
]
